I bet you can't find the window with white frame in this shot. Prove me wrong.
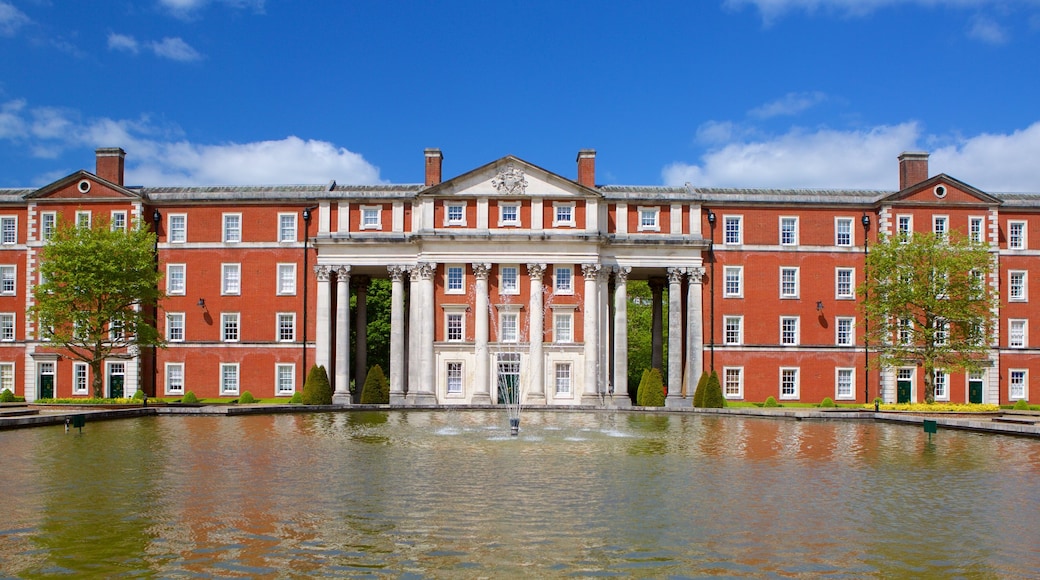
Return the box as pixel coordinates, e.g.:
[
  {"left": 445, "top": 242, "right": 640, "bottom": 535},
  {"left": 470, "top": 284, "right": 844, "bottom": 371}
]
[
  {"left": 0, "top": 265, "right": 15, "bottom": 295},
  {"left": 724, "top": 316, "right": 743, "bottom": 345},
  {"left": 500, "top": 312, "right": 519, "bottom": 343},
  {"left": 897, "top": 215, "right": 912, "bottom": 242},
  {"left": 1010, "top": 369, "right": 1027, "bottom": 400},
  {"left": 1009, "top": 271, "right": 1027, "bottom": 301},
  {"left": 167, "top": 313, "right": 185, "bottom": 342},
  {"left": 0, "top": 362, "right": 13, "bottom": 394},
  {"left": 1009, "top": 319, "right": 1027, "bottom": 348},
  {"left": 109, "top": 317, "right": 124, "bottom": 340},
  {"left": 168, "top": 214, "right": 186, "bottom": 243},
  {"left": 277, "top": 313, "right": 295, "bottom": 342},
  {"left": 222, "top": 263, "right": 241, "bottom": 295},
  {"left": 167, "top": 264, "right": 185, "bottom": 295},
  {"left": 278, "top": 213, "right": 297, "bottom": 242},
  {"left": 836, "top": 317, "right": 855, "bottom": 346},
  {"left": 446, "top": 361, "right": 463, "bottom": 394},
  {"left": 638, "top": 206, "right": 660, "bottom": 231},
  {"left": 165, "top": 363, "right": 184, "bottom": 395},
  {"left": 780, "top": 267, "right": 799, "bottom": 298},
  {"left": 223, "top": 213, "right": 241, "bottom": 243},
  {"left": 360, "top": 206, "right": 382, "bottom": 230},
  {"left": 40, "top": 212, "right": 56, "bottom": 241},
  {"left": 555, "top": 265, "right": 573, "bottom": 294},
  {"left": 933, "top": 369, "right": 949, "bottom": 401},
  {"left": 970, "top": 269, "right": 985, "bottom": 299},
  {"left": 220, "top": 363, "right": 239, "bottom": 395},
  {"left": 0, "top": 313, "right": 14, "bottom": 341},
  {"left": 934, "top": 318, "right": 949, "bottom": 346},
  {"left": 724, "top": 266, "right": 743, "bottom": 298},
  {"left": 933, "top": 215, "right": 948, "bottom": 240},
  {"left": 76, "top": 211, "right": 91, "bottom": 228},
  {"left": 111, "top": 211, "right": 127, "bottom": 231},
  {"left": 446, "top": 265, "right": 465, "bottom": 294},
  {"left": 836, "top": 268, "right": 854, "bottom": 299},
  {"left": 724, "top": 367, "right": 743, "bottom": 399},
  {"left": 836, "top": 368, "right": 855, "bottom": 400},
  {"left": 0, "top": 216, "right": 16, "bottom": 244},
  {"left": 277, "top": 263, "right": 296, "bottom": 295},
  {"left": 222, "top": 313, "right": 240, "bottom": 342},
  {"left": 276, "top": 364, "right": 295, "bottom": 395},
  {"left": 898, "top": 318, "right": 914, "bottom": 345},
  {"left": 554, "top": 202, "right": 575, "bottom": 227},
  {"left": 500, "top": 265, "right": 519, "bottom": 295},
  {"left": 445, "top": 202, "right": 466, "bottom": 226},
  {"left": 555, "top": 362, "right": 572, "bottom": 395},
  {"left": 499, "top": 202, "right": 520, "bottom": 226},
  {"left": 554, "top": 311, "right": 573, "bottom": 343},
  {"left": 724, "top": 215, "right": 742, "bottom": 245},
  {"left": 73, "top": 363, "right": 89, "bottom": 395},
  {"left": 780, "top": 316, "right": 799, "bottom": 346},
  {"left": 969, "top": 217, "right": 984, "bottom": 243},
  {"left": 835, "top": 217, "right": 853, "bottom": 246},
  {"left": 446, "top": 312, "right": 464, "bottom": 342},
  {"left": 780, "top": 367, "right": 800, "bottom": 399},
  {"left": 779, "top": 216, "right": 798, "bottom": 245},
  {"left": 1008, "top": 221, "right": 1026, "bottom": 249}
]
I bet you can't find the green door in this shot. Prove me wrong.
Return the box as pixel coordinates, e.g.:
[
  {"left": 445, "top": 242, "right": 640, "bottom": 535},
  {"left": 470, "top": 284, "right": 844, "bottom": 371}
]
[
  {"left": 39, "top": 374, "right": 54, "bottom": 399},
  {"left": 897, "top": 379, "right": 912, "bottom": 404},
  {"left": 969, "top": 379, "right": 983, "bottom": 404},
  {"left": 108, "top": 363, "right": 125, "bottom": 399}
]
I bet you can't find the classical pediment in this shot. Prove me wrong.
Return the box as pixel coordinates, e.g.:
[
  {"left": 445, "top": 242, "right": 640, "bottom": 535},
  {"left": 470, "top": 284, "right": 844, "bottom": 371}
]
[
  {"left": 882, "top": 174, "right": 1000, "bottom": 206},
  {"left": 25, "top": 170, "right": 143, "bottom": 201},
  {"left": 419, "top": 155, "right": 601, "bottom": 199}
]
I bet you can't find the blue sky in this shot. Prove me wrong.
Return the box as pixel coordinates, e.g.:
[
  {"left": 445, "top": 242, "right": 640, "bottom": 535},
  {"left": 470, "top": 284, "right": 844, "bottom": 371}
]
[{"left": 1, "top": 0, "right": 1039, "bottom": 192}]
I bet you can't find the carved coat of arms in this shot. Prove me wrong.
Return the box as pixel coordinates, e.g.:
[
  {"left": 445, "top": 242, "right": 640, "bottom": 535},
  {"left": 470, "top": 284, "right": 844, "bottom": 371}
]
[{"left": 492, "top": 164, "right": 528, "bottom": 195}]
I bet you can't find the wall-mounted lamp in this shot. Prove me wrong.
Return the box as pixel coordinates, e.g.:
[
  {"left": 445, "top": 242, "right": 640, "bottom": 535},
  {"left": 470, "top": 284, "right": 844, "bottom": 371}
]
[
  {"left": 816, "top": 300, "right": 824, "bottom": 312},
  {"left": 861, "top": 213, "right": 870, "bottom": 229},
  {"left": 152, "top": 209, "right": 161, "bottom": 224},
  {"left": 706, "top": 209, "right": 716, "bottom": 225},
  {"left": 197, "top": 298, "right": 206, "bottom": 309}
]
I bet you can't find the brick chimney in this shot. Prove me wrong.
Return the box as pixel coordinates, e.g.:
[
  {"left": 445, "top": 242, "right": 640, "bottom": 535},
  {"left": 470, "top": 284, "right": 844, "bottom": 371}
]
[
  {"left": 898, "top": 151, "right": 929, "bottom": 190},
  {"left": 577, "top": 149, "right": 596, "bottom": 187},
  {"left": 425, "top": 148, "right": 443, "bottom": 186},
  {"left": 96, "top": 147, "right": 126, "bottom": 186}
]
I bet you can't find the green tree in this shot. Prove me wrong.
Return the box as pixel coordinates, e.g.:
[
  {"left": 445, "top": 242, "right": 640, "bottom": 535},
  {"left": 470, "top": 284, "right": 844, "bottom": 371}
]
[
  {"left": 702, "top": 370, "right": 725, "bottom": 408},
  {"left": 692, "top": 371, "right": 709, "bottom": 408},
  {"left": 31, "top": 218, "right": 163, "bottom": 398},
  {"left": 302, "top": 365, "right": 332, "bottom": 405},
  {"left": 859, "top": 232, "right": 998, "bottom": 404},
  {"left": 360, "top": 364, "right": 389, "bottom": 404},
  {"left": 637, "top": 368, "right": 665, "bottom": 407}
]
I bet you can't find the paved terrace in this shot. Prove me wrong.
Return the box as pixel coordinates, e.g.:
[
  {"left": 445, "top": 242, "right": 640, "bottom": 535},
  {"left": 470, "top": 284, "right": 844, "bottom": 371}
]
[{"left": 2, "top": 403, "right": 1038, "bottom": 438}]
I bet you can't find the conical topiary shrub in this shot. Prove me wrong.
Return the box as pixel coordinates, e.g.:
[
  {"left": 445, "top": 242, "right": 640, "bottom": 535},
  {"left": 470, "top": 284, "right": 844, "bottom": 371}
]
[
  {"left": 702, "top": 370, "right": 725, "bottom": 408},
  {"left": 763, "top": 396, "right": 779, "bottom": 408},
  {"left": 289, "top": 391, "right": 303, "bottom": 404},
  {"left": 238, "top": 391, "right": 256, "bottom": 404},
  {"left": 1013, "top": 398, "right": 1030, "bottom": 410},
  {"left": 360, "top": 364, "right": 389, "bottom": 404},
  {"left": 635, "top": 369, "right": 650, "bottom": 406},
  {"left": 638, "top": 368, "right": 665, "bottom": 407},
  {"left": 1, "top": 388, "right": 15, "bottom": 402},
  {"left": 302, "top": 365, "right": 332, "bottom": 405},
  {"left": 820, "top": 397, "right": 835, "bottom": 408},
  {"left": 693, "top": 371, "right": 709, "bottom": 408},
  {"left": 182, "top": 391, "right": 198, "bottom": 404}
]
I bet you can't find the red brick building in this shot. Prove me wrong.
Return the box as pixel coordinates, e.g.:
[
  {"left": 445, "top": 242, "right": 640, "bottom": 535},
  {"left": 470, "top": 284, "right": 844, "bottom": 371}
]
[{"left": 1, "top": 148, "right": 1034, "bottom": 406}]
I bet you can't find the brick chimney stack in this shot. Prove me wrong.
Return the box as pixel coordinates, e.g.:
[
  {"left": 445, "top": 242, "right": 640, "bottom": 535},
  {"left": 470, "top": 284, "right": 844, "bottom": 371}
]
[
  {"left": 898, "top": 151, "right": 929, "bottom": 190},
  {"left": 577, "top": 149, "right": 596, "bottom": 188},
  {"left": 425, "top": 148, "right": 443, "bottom": 186},
  {"left": 96, "top": 147, "right": 126, "bottom": 186}
]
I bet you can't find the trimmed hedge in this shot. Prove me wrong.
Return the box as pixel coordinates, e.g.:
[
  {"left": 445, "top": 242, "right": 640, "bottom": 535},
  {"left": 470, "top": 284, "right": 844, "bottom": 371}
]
[
  {"left": 302, "top": 365, "right": 332, "bottom": 405},
  {"left": 238, "top": 391, "right": 256, "bottom": 404},
  {"left": 0, "top": 388, "right": 14, "bottom": 403},
  {"left": 1013, "top": 398, "right": 1030, "bottom": 411},
  {"left": 181, "top": 391, "right": 198, "bottom": 404},
  {"left": 702, "top": 370, "right": 725, "bottom": 408},
  {"left": 764, "top": 396, "right": 779, "bottom": 408},
  {"left": 820, "top": 397, "right": 835, "bottom": 408},
  {"left": 637, "top": 368, "right": 665, "bottom": 407},
  {"left": 693, "top": 371, "right": 709, "bottom": 408},
  {"left": 360, "top": 364, "right": 389, "bottom": 404},
  {"left": 289, "top": 392, "right": 303, "bottom": 404}
]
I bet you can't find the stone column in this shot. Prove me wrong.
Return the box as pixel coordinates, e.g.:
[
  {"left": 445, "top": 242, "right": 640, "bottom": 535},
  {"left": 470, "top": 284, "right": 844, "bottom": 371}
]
[
  {"left": 388, "top": 266, "right": 407, "bottom": 404},
  {"left": 686, "top": 267, "right": 705, "bottom": 397},
  {"left": 527, "top": 263, "right": 546, "bottom": 400},
  {"left": 649, "top": 277, "right": 665, "bottom": 372},
  {"left": 353, "top": 275, "right": 370, "bottom": 400},
  {"left": 407, "top": 266, "right": 421, "bottom": 399},
  {"left": 472, "top": 263, "right": 492, "bottom": 404},
  {"left": 582, "top": 263, "right": 601, "bottom": 401},
  {"left": 612, "top": 266, "right": 632, "bottom": 406},
  {"left": 414, "top": 262, "right": 438, "bottom": 405},
  {"left": 666, "top": 267, "right": 689, "bottom": 407},
  {"left": 314, "top": 265, "right": 332, "bottom": 372},
  {"left": 333, "top": 265, "right": 351, "bottom": 404}
]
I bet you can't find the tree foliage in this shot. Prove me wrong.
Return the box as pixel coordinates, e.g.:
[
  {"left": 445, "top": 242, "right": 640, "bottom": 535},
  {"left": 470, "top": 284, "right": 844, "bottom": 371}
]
[
  {"left": 302, "top": 365, "right": 332, "bottom": 405},
  {"left": 360, "top": 364, "right": 389, "bottom": 404},
  {"left": 637, "top": 368, "right": 665, "bottom": 407},
  {"left": 31, "top": 218, "right": 163, "bottom": 398},
  {"left": 859, "top": 232, "right": 998, "bottom": 403}
]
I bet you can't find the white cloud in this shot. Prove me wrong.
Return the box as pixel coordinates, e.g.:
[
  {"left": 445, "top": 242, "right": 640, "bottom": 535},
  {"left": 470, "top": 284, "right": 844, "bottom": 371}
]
[
  {"left": 107, "top": 33, "right": 140, "bottom": 53},
  {"left": 0, "top": 1, "right": 30, "bottom": 37},
  {"left": 148, "top": 37, "right": 202, "bottom": 62},
  {"left": 0, "top": 99, "right": 383, "bottom": 186},
  {"left": 748, "top": 91, "right": 827, "bottom": 119},
  {"left": 967, "top": 15, "right": 1008, "bottom": 43},
  {"left": 159, "top": 0, "right": 265, "bottom": 19},
  {"left": 724, "top": 0, "right": 1040, "bottom": 28},
  {"left": 664, "top": 120, "right": 1040, "bottom": 192}
]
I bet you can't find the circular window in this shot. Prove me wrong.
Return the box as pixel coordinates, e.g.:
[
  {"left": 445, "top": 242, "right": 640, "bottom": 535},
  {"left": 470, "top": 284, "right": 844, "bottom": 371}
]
[
  {"left": 77, "top": 180, "right": 91, "bottom": 194},
  {"left": 934, "top": 185, "right": 947, "bottom": 198}
]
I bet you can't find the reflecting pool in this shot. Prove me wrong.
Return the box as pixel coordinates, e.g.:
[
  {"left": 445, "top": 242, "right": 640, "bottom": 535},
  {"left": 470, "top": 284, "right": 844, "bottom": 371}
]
[{"left": 1, "top": 411, "right": 1038, "bottom": 577}]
